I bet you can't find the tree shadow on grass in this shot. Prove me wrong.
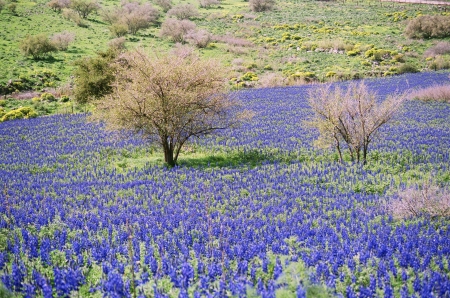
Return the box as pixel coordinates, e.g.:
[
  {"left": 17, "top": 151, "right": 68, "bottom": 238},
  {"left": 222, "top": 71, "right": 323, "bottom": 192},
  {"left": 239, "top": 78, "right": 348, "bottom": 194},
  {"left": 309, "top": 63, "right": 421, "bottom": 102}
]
[{"left": 177, "top": 148, "right": 300, "bottom": 168}]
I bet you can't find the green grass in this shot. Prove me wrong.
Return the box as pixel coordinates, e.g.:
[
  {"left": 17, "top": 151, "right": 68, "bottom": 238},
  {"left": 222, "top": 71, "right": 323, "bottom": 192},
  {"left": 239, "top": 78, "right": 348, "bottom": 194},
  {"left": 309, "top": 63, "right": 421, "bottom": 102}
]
[{"left": 0, "top": 0, "right": 449, "bottom": 91}]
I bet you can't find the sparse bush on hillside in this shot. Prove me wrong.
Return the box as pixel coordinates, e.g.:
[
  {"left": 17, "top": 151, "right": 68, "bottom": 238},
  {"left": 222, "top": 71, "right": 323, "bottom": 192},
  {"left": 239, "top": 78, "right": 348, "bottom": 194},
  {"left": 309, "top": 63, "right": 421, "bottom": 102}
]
[
  {"left": 185, "top": 29, "right": 212, "bottom": 48},
  {"left": 428, "top": 55, "right": 450, "bottom": 71},
  {"left": 109, "top": 22, "right": 128, "bottom": 37},
  {"left": 249, "top": 0, "right": 275, "bottom": 12},
  {"left": 258, "top": 72, "right": 286, "bottom": 88},
  {"left": 153, "top": 0, "right": 172, "bottom": 12},
  {"left": 108, "top": 37, "right": 127, "bottom": 51},
  {"left": 170, "top": 43, "right": 196, "bottom": 58},
  {"left": 19, "top": 34, "right": 58, "bottom": 59},
  {"left": 388, "top": 183, "right": 450, "bottom": 219},
  {"left": 405, "top": 15, "right": 450, "bottom": 39},
  {"left": 199, "top": 0, "right": 220, "bottom": 8},
  {"left": 424, "top": 41, "right": 450, "bottom": 58},
  {"left": 160, "top": 18, "right": 196, "bottom": 43},
  {"left": 0, "top": 0, "right": 7, "bottom": 12},
  {"left": 412, "top": 84, "right": 450, "bottom": 103},
  {"left": 120, "top": 2, "right": 159, "bottom": 35},
  {"left": 47, "top": 0, "right": 70, "bottom": 12},
  {"left": 397, "top": 63, "right": 418, "bottom": 74},
  {"left": 7, "top": 3, "right": 17, "bottom": 14},
  {"left": 70, "top": 0, "right": 100, "bottom": 19},
  {"left": 51, "top": 31, "right": 75, "bottom": 51},
  {"left": 62, "top": 8, "right": 88, "bottom": 27},
  {"left": 101, "top": 2, "right": 158, "bottom": 35},
  {"left": 213, "top": 34, "right": 253, "bottom": 47},
  {"left": 167, "top": 3, "right": 199, "bottom": 20}
]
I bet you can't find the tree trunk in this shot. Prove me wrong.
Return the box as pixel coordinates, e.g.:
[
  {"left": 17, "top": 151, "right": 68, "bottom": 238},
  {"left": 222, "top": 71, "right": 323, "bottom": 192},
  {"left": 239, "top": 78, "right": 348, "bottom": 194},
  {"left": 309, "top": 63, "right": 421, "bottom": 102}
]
[{"left": 162, "top": 139, "right": 175, "bottom": 167}]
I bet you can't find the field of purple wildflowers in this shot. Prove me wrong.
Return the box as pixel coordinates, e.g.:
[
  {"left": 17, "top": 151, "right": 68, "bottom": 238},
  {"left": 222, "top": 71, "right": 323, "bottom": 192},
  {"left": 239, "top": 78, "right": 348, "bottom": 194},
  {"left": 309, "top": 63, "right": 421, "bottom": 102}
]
[{"left": 0, "top": 72, "right": 449, "bottom": 297}]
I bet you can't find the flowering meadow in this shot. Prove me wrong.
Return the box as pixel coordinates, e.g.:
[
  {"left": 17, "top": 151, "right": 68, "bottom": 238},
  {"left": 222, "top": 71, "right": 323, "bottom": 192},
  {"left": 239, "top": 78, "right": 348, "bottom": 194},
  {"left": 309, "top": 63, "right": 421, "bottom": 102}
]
[{"left": 1, "top": 72, "right": 450, "bottom": 297}]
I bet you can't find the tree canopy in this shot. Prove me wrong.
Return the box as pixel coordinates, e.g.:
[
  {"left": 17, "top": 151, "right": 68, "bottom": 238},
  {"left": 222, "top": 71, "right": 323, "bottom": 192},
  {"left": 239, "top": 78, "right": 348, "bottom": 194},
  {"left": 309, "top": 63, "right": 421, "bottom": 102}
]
[{"left": 92, "top": 49, "right": 248, "bottom": 166}]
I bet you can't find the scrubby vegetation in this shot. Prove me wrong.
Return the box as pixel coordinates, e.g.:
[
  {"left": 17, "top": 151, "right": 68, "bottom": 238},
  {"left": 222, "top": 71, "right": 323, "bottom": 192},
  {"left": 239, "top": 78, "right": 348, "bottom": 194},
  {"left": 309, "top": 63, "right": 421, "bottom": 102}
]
[{"left": 2, "top": 0, "right": 450, "bottom": 94}]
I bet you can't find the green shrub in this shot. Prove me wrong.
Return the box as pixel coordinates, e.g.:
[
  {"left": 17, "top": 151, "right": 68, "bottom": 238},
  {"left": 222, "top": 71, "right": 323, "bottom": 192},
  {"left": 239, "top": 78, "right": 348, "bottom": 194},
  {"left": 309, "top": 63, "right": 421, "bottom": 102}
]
[
  {"left": 0, "top": 99, "right": 6, "bottom": 107},
  {"left": 60, "top": 95, "right": 70, "bottom": 102},
  {"left": 109, "top": 23, "right": 128, "bottom": 37},
  {"left": 1, "top": 107, "right": 38, "bottom": 122},
  {"left": 40, "top": 92, "right": 56, "bottom": 102},
  {"left": 7, "top": 3, "right": 17, "bottom": 14},
  {"left": 19, "top": 34, "right": 58, "bottom": 59},
  {"left": 346, "top": 50, "right": 358, "bottom": 56},
  {"left": 405, "top": 15, "right": 450, "bottom": 39},
  {"left": 397, "top": 64, "right": 418, "bottom": 74},
  {"left": 429, "top": 55, "right": 450, "bottom": 70},
  {"left": 0, "top": 0, "right": 6, "bottom": 12}
]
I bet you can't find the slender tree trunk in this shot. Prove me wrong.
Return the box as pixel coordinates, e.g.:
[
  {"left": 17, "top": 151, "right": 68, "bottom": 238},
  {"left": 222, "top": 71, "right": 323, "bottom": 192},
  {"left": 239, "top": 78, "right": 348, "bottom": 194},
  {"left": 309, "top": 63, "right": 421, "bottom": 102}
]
[{"left": 334, "top": 134, "right": 343, "bottom": 163}]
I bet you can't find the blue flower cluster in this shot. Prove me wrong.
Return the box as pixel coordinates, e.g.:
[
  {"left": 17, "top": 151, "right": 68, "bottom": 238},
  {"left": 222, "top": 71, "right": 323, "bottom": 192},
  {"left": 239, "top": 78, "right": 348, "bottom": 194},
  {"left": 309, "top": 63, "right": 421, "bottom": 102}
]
[{"left": 0, "top": 72, "right": 449, "bottom": 297}]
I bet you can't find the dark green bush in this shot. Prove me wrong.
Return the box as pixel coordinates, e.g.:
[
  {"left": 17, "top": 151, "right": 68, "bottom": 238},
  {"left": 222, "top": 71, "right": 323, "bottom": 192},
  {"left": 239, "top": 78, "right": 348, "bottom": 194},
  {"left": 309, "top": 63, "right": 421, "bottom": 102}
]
[{"left": 397, "top": 64, "right": 419, "bottom": 74}]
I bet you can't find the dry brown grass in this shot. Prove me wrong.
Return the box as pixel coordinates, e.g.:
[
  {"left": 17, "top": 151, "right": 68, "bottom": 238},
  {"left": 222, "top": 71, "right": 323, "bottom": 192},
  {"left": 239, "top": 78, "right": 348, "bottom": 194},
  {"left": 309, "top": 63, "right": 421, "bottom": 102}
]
[
  {"left": 388, "top": 183, "right": 450, "bottom": 219},
  {"left": 412, "top": 84, "right": 450, "bottom": 102}
]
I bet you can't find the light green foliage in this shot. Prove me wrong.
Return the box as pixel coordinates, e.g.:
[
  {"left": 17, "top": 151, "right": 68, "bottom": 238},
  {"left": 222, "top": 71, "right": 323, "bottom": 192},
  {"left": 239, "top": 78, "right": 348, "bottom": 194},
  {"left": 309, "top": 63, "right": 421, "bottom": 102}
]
[
  {"left": 40, "top": 92, "right": 57, "bottom": 102},
  {"left": 1, "top": 106, "right": 38, "bottom": 122},
  {"left": 19, "top": 34, "right": 58, "bottom": 59}
]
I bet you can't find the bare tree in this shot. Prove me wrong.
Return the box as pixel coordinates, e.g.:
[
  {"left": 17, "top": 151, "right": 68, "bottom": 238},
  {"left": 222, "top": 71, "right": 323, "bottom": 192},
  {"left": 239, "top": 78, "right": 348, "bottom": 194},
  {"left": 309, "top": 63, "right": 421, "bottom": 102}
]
[
  {"left": 307, "top": 82, "right": 408, "bottom": 164},
  {"left": 92, "top": 49, "right": 247, "bottom": 166}
]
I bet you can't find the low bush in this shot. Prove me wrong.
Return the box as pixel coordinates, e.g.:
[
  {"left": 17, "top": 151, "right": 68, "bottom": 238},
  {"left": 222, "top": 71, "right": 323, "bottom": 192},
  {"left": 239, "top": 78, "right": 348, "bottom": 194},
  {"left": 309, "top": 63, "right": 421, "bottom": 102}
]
[
  {"left": 154, "top": 0, "right": 172, "bottom": 12},
  {"left": 62, "top": 8, "right": 87, "bottom": 27},
  {"left": 185, "top": 29, "right": 212, "bottom": 48},
  {"left": 397, "top": 64, "right": 418, "bottom": 74},
  {"left": 160, "top": 18, "right": 196, "bottom": 43},
  {"left": 40, "top": 92, "right": 57, "bottom": 102},
  {"left": 388, "top": 183, "right": 450, "bottom": 219},
  {"left": 19, "top": 34, "right": 58, "bottom": 59},
  {"left": 1, "top": 107, "right": 38, "bottom": 122},
  {"left": 0, "top": 0, "right": 5, "bottom": 12},
  {"left": 51, "top": 31, "right": 75, "bottom": 51},
  {"left": 428, "top": 55, "right": 450, "bottom": 71},
  {"left": 47, "top": 0, "right": 70, "bottom": 12},
  {"left": 405, "top": 15, "right": 450, "bottom": 39},
  {"left": 166, "top": 4, "right": 199, "bottom": 20},
  {"left": 412, "top": 84, "right": 450, "bottom": 103},
  {"left": 249, "top": 0, "right": 275, "bottom": 12},
  {"left": 199, "top": 0, "right": 219, "bottom": 8},
  {"left": 424, "top": 41, "right": 450, "bottom": 58}
]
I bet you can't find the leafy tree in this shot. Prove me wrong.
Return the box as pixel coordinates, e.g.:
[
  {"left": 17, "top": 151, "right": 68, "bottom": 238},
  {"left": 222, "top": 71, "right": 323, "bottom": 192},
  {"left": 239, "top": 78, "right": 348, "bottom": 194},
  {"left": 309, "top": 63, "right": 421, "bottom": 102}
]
[
  {"left": 72, "top": 49, "right": 117, "bottom": 104},
  {"left": 91, "top": 49, "right": 247, "bottom": 166},
  {"left": 70, "top": 0, "right": 100, "bottom": 19},
  {"left": 307, "top": 82, "right": 408, "bottom": 164},
  {"left": 19, "top": 34, "right": 58, "bottom": 59}
]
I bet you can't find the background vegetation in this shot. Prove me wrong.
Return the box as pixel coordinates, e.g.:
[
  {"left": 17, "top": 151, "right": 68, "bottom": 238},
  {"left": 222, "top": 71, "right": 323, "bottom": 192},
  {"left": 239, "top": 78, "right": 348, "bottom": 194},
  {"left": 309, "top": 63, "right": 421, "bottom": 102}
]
[{"left": 2, "top": 0, "right": 450, "bottom": 94}]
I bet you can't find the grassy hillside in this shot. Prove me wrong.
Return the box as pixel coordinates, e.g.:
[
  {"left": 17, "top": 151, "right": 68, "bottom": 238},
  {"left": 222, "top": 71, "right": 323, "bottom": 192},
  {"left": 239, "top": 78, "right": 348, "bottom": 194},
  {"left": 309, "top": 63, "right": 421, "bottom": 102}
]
[{"left": 0, "top": 0, "right": 449, "bottom": 91}]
